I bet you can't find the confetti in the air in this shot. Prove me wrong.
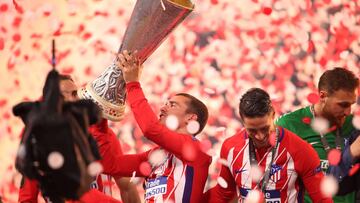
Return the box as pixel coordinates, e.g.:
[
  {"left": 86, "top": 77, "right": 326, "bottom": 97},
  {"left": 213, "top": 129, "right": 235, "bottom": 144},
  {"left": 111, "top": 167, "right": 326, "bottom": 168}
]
[
  {"left": 87, "top": 161, "right": 103, "bottom": 177},
  {"left": 47, "top": 151, "right": 64, "bottom": 169},
  {"left": 327, "top": 149, "right": 341, "bottom": 166},
  {"left": 165, "top": 115, "right": 179, "bottom": 130},
  {"left": 148, "top": 149, "right": 167, "bottom": 167},
  {"left": 352, "top": 115, "right": 360, "bottom": 130},
  {"left": 311, "top": 117, "right": 330, "bottom": 134},
  {"left": 217, "top": 176, "right": 228, "bottom": 188},
  {"left": 320, "top": 175, "right": 338, "bottom": 197},
  {"left": 250, "top": 164, "right": 263, "bottom": 183}
]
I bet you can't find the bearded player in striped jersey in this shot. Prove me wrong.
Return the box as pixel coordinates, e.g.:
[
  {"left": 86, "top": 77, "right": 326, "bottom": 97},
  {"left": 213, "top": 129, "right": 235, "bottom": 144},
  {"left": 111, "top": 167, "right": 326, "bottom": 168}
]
[
  {"left": 205, "top": 88, "right": 332, "bottom": 202},
  {"left": 95, "top": 51, "right": 211, "bottom": 203}
]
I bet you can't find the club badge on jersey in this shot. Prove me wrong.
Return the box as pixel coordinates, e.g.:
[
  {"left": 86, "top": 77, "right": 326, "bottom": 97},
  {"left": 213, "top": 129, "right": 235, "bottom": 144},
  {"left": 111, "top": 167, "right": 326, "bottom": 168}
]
[{"left": 269, "top": 164, "right": 282, "bottom": 183}]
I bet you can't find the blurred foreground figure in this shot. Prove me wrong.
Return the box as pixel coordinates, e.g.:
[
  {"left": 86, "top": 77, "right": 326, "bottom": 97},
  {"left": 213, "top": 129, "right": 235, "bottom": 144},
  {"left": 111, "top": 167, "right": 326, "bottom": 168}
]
[
  {"left": 17, "top": 74, "right": 140, "bottom": 203},
  {"left": 13, "top": 70, "right": 121, "bottom": 203}
]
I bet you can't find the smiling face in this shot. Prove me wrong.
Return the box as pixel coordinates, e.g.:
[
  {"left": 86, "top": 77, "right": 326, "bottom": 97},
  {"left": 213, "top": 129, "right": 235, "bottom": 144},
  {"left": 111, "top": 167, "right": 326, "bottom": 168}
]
[
  {"left": 242, "top": 111, "right": 275, "bottom": 149},
  {"left": 320, "top": 88, "right": 358, "bottom": 126}
]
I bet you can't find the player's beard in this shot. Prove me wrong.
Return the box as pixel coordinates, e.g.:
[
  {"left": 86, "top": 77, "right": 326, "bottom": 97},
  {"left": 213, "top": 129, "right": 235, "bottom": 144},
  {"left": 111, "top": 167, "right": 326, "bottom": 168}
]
[{"left": 322, "top": 105, "right": 345, "bottom": 127}]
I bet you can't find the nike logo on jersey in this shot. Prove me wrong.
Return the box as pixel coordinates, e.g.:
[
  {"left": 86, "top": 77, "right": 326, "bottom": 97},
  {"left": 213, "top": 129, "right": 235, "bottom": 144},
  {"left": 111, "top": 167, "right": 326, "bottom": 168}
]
[
  {"left": 235, "top": 168, "right": 247, "bottom": 173},
  {"left": 309, "top": 141, "right": 319, "bottom": 146}
]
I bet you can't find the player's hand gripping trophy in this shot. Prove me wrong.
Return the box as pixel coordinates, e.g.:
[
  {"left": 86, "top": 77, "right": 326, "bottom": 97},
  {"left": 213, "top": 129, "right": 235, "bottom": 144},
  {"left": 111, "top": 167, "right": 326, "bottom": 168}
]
[{"left": 78, "top": 0, "right": 194, "bottom": 121}]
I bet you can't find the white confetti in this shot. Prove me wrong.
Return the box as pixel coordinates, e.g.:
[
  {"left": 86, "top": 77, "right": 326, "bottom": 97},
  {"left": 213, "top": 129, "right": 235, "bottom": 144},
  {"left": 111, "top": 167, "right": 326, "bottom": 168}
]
[
  {"left": 217, "top": 176, "right": 228, "bottom": 188},
  {"left": 87, "top": 161, "right": 103, "bottom": 177},
  {"left": 186, "top": 120, "right": 200, "bottom": 134},
  {"left": 47, "top": 151, "right": 64, "bottom": 169},
  {"left": 321, "top": 175, "right": 338, "bottom": 197},
  {"left": 311, "top": 117, "right": 329, "bottom": 134},
  {"left": 165, "top": 115, "right": 179, "bottom": 130}
]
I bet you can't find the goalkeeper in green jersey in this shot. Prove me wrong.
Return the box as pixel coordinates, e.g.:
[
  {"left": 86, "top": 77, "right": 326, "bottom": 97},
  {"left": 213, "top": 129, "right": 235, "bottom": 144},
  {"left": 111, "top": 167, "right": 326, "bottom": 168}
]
[{"left": 276, "top": 67, "right": 359, "bottom": 203}]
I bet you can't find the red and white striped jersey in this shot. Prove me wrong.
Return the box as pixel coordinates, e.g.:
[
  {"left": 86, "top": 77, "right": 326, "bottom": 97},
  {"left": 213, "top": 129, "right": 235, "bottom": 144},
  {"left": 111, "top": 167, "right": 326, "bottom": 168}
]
[
  {"left": 205, "top": 127, "right": 333, "bottom": 203},
  {"left": 97, "top": 82, "right": 212, "bottom": 203},
  {"left": 90, "top": 174, "right": 113, "bottom": 196}
]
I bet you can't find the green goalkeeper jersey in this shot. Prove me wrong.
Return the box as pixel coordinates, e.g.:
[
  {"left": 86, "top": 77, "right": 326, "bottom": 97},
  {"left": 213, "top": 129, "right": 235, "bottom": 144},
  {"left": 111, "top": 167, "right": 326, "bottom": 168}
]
[{"left": 276, "top": 106, "right": 355, "bottom": 203}]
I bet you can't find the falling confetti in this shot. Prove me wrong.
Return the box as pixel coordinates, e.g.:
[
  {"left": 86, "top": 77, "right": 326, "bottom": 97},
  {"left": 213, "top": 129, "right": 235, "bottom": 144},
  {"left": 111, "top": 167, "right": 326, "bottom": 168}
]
[
  {"left": 217, "top": 176, "right": 228, "bottom": 188},
  {"left": 311, "top": 117, "right": 330, "bottom": 134},
  {"left": 165, "top": 115, "right": 179, "bottom": 130},
  {"left": 320, "top": 175, "right": 338, "bottom": 197},
  {"left": 327, "top": 149, "right": 341, "bottom": 166},
  {"left": 47, "top": 151, "right": 64, "bottom": 169},
  {"left": 307, "top": 93, "right": 320, "bottom": 104},
  {"left": 186, "top": 120, "right": 200, "bottom": 134},
  {"left": 87, "top": 161, "right": 103, "bottom": 177}
]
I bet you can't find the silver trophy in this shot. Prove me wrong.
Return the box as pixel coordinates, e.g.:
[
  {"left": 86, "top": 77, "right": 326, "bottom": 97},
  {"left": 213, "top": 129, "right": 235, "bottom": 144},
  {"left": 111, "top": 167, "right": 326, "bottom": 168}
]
[{"left": 78, "top": 0, "right": 194, "bottom": 121}]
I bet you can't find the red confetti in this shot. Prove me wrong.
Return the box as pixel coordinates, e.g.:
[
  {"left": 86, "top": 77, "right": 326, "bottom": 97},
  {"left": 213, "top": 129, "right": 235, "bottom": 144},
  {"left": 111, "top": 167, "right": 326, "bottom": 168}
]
[
  {"left": 349, "top": 163, "right": 360, "bottom": 176},
  {"left": 43, "top": 11, "right": 51, "bottom": 17},
  {"left": 0, "top": 38, "right": 4, "bottom": 50},
  {"left": 12, "top": 0, "right": 23, "bottom": 13},
  {"left": 0, "top": 99, "right": 7, "bottom": 107},
  {"left": 12, "top": 33, "right": 21, "bottom": 42},
  {"left": 319, "top": 57, "right": 327, "bottom": 67},
  {"left": 258, "top": 29, "right": 266, "bottom": 39},
  {"left": 61, "top": 66, "right": 74, "bottom": 74},
  {"left": 211, "top": 0, "right": 218, "bottom": 5},
  {"left": 82, "top": 32, "right": 92, "bottom": 40},
  {"left": 94, "top": 11, "right": 108, "bottom": 17},
  {"left": 14, "top": 79, "right": 20, "bottom": 86},
  {"left": 328, "top": 149, "right": 341, "bottom": 166},
  {"left": 7, "top": 126, "right": 12, "bottom": 134},
  {"left": 139, "top": 162, "right": 151, "bottom": 176},
  {"left": 307, "top": 40, "right": 315, "bottom": 53},
  {"left": 0, "top": 4, "right": 8, "bottom": 12},
  {"left": 262, "top": 7, "right": 272, "bottom": 15},
  {"left": 12, "top": 17, "right": 22, "bottom": 28},
  {"left": 7, "top": 57, "right": 15, "bottom": 70},
  {"left": 14, "top": 48, "right": 21, "bottom": 57},
  {"left": 3, "top": 112, "right": 10, "bottom": 120},
  {"left": 1, "top": 26, "right": 7, "bottom": 33},
  {"left": 84, "top": 66, "right": 92, "bottom": 76},
  {"left": 302, "top": 117, "right": 312, "bottom": 124},
  {"left": 307, "top": 92, "right": 320, "bottom": 104},
  {"left": 77, "top": 24, "right": 85, "bottom": 34}
]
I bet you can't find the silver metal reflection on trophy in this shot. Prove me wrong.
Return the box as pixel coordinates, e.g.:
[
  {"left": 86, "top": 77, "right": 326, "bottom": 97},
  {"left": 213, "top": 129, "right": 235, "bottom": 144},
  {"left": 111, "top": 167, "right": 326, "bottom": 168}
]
[{"left": 78, "top": 0, "right": 194, "bottom": 121}]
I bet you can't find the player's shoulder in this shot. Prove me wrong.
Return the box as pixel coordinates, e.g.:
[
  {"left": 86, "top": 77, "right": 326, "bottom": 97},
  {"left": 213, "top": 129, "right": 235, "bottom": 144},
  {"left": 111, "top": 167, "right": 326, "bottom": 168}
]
[
  {"left": 276, "top": 106, "right": 309, "bottom": 123},
  {"left": 221, "top": 129, "right": 247, "bottom": 153}
]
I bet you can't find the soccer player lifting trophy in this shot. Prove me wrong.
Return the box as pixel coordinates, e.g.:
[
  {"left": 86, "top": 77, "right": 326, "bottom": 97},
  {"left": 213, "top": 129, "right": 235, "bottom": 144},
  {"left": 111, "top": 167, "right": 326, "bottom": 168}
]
[{"left": 78, "top": 0, "right": 194, "bottom": 121}]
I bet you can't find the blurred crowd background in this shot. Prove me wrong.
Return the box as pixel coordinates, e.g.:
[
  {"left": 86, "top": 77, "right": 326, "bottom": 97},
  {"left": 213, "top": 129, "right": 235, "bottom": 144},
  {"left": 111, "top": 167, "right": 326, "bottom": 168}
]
[{"left": 0, "top": 0, "right": 359, "bottom": 202}]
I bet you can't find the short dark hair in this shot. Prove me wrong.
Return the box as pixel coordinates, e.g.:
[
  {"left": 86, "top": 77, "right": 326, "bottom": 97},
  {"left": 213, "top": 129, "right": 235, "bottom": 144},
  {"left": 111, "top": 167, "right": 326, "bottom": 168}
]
[
  {"left": 318, "top": 67, "right": 359, "bottom": 95},
  {"left": 239, "top": 88, "right": 273, "bottom": 118},
  {"left": 175, "top": 93, "right": 208, "bottom": 135}
]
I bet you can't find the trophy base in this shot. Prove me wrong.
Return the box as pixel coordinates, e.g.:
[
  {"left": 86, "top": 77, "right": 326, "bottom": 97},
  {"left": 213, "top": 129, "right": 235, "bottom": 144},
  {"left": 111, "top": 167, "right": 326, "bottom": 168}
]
[{"left": 78, "top": 84, "right": 125, "bottom": 122}]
